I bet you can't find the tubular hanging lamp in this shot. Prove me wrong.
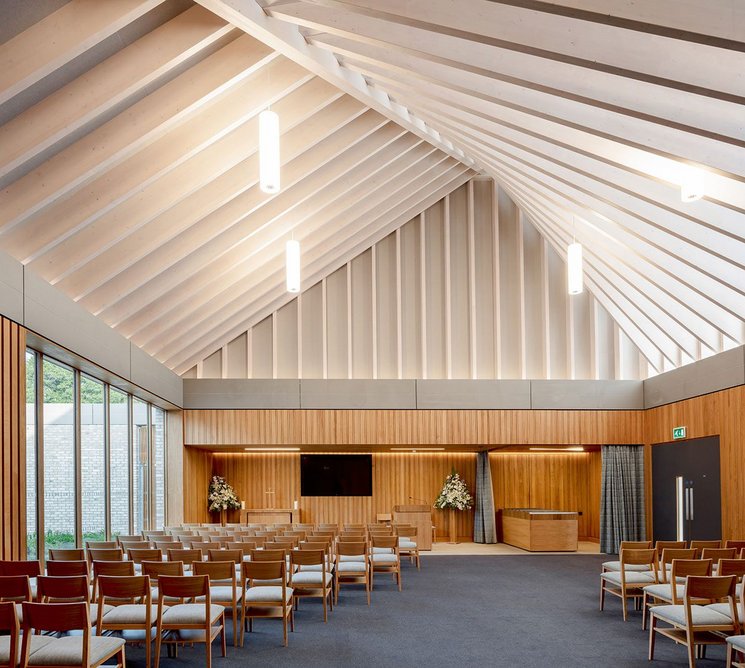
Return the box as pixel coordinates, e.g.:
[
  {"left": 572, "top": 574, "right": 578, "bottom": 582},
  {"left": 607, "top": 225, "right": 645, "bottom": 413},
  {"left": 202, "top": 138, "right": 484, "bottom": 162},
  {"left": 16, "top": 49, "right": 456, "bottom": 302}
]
[
  {"left": 286, "top": 239, "right": 300, "bottom": 293},
  {"left": 259, "top": 109, "right": 280, "bottom": 194},
  {"left": 567, "top": 241, "right": 583, "bottom": 295}
]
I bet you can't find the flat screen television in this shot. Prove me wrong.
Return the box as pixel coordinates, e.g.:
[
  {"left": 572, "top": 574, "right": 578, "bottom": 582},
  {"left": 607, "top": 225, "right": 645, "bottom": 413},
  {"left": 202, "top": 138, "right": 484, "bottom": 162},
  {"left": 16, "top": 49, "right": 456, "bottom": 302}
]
[{"left": 300, "top": 454, "right": 373, "bottom": 496}]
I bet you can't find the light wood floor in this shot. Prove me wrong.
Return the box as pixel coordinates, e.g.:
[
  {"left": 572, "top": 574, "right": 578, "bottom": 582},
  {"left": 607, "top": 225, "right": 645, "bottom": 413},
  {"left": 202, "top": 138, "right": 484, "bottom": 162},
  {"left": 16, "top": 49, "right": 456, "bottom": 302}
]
[{"left": 424, "top": 540, "right": 601, "bottom": 555}]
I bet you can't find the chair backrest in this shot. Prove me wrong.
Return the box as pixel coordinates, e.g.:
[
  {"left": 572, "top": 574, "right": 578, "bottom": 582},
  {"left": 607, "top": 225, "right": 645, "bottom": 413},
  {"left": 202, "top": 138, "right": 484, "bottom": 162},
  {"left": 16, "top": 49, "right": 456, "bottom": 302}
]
[
  {"left": 167, "top": 548, "right": 202, "bottom": 566},
  {"left": 127, "top": 548, "right": 162, "bottom": 564},
  {"left": 291, "top": 549, "right": 324, "bottom": 568},
  {"left": 372, "top": 535, "right": 398, "bottom": 550},
  {"left": 87, "top": 548, "right": 124, "bottom": 563},
  {"left": 46, "top": 560, "right": 89, "bottom": 577},
  {"left": 300, "top": 542, "right": 330, "bottom": 555},
  {"left": 617, "top": 541, "right": 652, "bottom": 553},
  {"left": 717, "top": 559, "right": 745, "bottom": 578},
  {"left": 193, "top": 561, "right": 235, "bottom": 585},
  {"left": 725, "top": 541, "right": 745, "bottom": 551},
  {"left": 691, "top": 540, "right": 723, "bottom": 556},
  {"left": 208, "top": 537, "right": 231, "bottom": 546},
  {"left": 225, "top": 542, "right": 256, "bottom": 556},
  {"left": 158, "top": 574, "right": 209, "bottom": 601},
  {"left": 22, "top": 601, "right": 89, "bottom": 632},
  {"left": 702, "top": 547, "right": 737, "bottom": 562},
  {"left": 254, "top": 531, "right": 278, "bottom": 539},
  {"left": 189, "top": 542, "right": 214, "bottom": 558},
  {"left": 0, "top": 601, "right": 19, "bottom": 659},
  {"left": 85, "top": 541, "right": 117, "bottom": 550},
  {"left": 336, "top": 541, "right": 367, "bottom": 558},
  {"left": 396, "top": 526, "right": 418, "bottom": 539},
  {"left": 154, "top": 540, "right": 181, "bottom": 552},
  {"left": 49, "top": 549, "right": 86, "bottom": 561},
  {"left": 340, "top": 529, "right": 365, "bottom": 537},
  {"left": 98, "top": 574, "right": 151, "bottom": 604},
  {"left": 343, "top": 524, "right": 365, "bottom": 530},
  {"left": 249, "top": 549, "right": 286, "bottom": 562},
  {"left": 655, "top": 540, "right": 687, "bottom": 553},
  {"left": 117, "top": 535, "right": 145, "bottom": 544},
  {"left": 92, "top": 560, "right": 135, "bottom": 579},
  {"left": 243, "top": 560, "right": 285, "bottom": 584},
  {"left": 659, "top": 548, "right": 696, "bottom": 580},
  {"left": 273, "top": 536, "right": 299, "bottom": 548},
  {"left": 210, "top": 549, "right": 242, "bottom": 565},
  {"left": 0, "top": 575, "right": 33, "bottom": 602},
  {"left": 620, "top": 548, "right": 658, "bottom": 573},
  {"left": 141, "top": 561, "right": 184, "bottom": 582},
  {"left": 37, "top": 575, "right": 89, "bottom": 602},
  {"left": 282, "top": 531, "right": 305, "bottom": 540},
  {"left": 143, "top": 531, "right": 166, "bottom": 539},
  {"left": 0, "top": 561, "right": 41, "bottom": 577},
  {"left": 685, "top": 575, "right": 737, "bottom": 608}
]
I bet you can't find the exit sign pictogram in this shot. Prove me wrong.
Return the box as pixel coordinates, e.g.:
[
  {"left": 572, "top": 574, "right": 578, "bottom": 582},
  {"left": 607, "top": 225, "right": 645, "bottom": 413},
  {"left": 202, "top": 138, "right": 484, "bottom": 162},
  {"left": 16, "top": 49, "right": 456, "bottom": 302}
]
[{"left": 672, "top": 426, "right": 686, "bottom": 440}]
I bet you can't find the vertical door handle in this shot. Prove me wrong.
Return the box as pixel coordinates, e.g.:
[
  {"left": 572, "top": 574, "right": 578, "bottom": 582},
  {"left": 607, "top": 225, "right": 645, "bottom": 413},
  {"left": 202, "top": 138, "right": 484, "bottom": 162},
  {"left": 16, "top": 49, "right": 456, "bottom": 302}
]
[{"left": 689, "top": 488, "right": 694, "bottom": 521}]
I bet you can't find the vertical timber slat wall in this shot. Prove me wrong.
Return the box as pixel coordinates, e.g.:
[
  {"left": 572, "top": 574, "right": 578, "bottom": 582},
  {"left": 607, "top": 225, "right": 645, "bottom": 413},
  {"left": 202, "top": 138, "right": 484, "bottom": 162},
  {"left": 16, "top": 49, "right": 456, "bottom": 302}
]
[
  {"left": 0, "top": 317, "right": 26, "bottom": 559},
  {"left": 185, "top": 179, "right": 645, "bottom": 380}
]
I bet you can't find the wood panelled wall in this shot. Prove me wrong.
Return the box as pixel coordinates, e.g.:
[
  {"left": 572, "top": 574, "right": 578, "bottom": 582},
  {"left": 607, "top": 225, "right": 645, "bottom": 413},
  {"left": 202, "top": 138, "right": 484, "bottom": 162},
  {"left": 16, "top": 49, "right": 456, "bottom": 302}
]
[
  {"left": 490, "top": 452, "right": 601, "bottom": 540},
  {"left": 644, "top": 385, "right": 745, "bottom": 540},
  {"left": 0, "top": 317, "right": 26, "bottom": 559},
  {"left": 184, "top": 409, "right": 644, "bottom": 446},
  {"left": 185, "top": 450, "right": 478, "bottom": 540}
]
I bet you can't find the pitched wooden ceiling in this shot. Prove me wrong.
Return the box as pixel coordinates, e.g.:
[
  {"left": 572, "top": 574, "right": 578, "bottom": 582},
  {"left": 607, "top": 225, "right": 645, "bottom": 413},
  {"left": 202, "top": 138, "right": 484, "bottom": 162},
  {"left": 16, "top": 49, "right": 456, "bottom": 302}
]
[{"left": 1, "top": 0, "right": 743, "bottom": 377}]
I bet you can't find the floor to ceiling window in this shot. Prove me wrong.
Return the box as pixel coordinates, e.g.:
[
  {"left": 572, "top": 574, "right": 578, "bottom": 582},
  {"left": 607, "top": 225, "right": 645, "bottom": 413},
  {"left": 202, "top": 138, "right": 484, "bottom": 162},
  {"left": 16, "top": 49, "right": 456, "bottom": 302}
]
[{"left": 25, "top": 349, "right": 168, "bottom": 557}]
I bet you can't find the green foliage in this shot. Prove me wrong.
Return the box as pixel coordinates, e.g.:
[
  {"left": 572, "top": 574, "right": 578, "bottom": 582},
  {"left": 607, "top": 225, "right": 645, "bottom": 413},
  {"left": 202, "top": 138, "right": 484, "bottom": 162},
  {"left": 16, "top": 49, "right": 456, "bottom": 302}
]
[
  {"left": 25, "top": 358, "right": 127, "bottom": 404},
  {"left": 27, "top": 529, "right": 109, "bottom": 555}
]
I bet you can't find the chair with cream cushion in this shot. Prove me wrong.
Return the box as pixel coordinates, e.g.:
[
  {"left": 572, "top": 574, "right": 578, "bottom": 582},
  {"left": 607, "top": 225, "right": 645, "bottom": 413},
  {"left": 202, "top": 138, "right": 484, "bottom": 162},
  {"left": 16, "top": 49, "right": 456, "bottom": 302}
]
[
  {"left": 141, "top": 561, "right": 183, "bottom": 605},
  {"left": 726, "top": 582, "right": 745, "bottom": 668},
  {"left": 649, "top": 575, "right": 739, "bottom": 667},
  {"left": 45, "top": 561, "right": 90, "bottom": 580},
  {"left": 241, "top": 560, "right": 293, "bottom": 647},
  {"left": 166, "top": 548, "right": 202, "bottom": 571},
  {"left": 289, "top": 550, "right": 333, "bottom": 622},
  {"left": 369, "top": 536, "right": 402, "bottom": 592},
  {"left": 600, "top": 548, "right": 658, "bottom": 621},
  {"left": 396, "top": 526, "right": 420, "bottom": 570},
  {"left": 0, "top": 562, "right": 40, "bottom": 601},
  {"left": 690, "top": 540, "right": 722, "bottom": 558},
  {"left": 154, "top": 575, "right": 226, "bottom": 668},
  {"left": 127, "top": 549, "right": 163, "bottom": 575},
  {"left": 20, "top": 602, "right": 125, "bottom": 668},
  {"left": 91, "top": 561, "right": 134, "bottom": 603},
  {"left": 0, "top": 576, "right": 32, "bottom": 626},
  {"left": 0, "top": 601, "right": 54, "bottom": 668},
  {"left": 334, "top": 542, "right": 370, "bottom": 606},
  {"left": 96, "top": 575, "right": 157, "bottom": 668},
  {"left": 642, "top": 558, "right": 711, "bottom": 631},
  {"left": 193, "top": 561, "right": 242, "bottom": 648},
  {"left": 702, "top": 548, "right": 737, "bottom": 571},
  {"left": 601, "top": 541, "right": 653, "bottom": 573},
  {"left": 36, "top": 575, "right": 112, "bottom": 627},
  {"left": 48, "top": 550, "right": 86, "bottom": 563}
]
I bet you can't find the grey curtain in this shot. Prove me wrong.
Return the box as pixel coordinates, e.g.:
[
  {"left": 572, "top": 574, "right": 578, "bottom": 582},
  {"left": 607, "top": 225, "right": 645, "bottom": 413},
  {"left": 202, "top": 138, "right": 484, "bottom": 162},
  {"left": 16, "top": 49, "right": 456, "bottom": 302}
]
[
  {"left": 600, "top": 445, "right": 646, "bottom": 554},
  {"left": 474, "top": 451, "right": 497, "bottom": 543}
]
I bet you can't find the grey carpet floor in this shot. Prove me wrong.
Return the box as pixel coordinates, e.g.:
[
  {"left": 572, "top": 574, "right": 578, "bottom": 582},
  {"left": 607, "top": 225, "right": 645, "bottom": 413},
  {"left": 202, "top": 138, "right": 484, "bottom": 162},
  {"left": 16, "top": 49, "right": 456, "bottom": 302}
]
[{"left": 124, "top": 555, "right": 730, "bottom": 667}]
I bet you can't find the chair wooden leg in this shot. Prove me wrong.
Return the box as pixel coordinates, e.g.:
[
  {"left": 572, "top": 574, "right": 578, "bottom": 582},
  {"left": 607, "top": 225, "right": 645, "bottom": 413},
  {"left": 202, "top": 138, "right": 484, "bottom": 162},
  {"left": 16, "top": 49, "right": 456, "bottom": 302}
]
[
  {"left": 322, "top": 590, "right": 327, "bottom": 623},
  {"left": 648, "top": 614, "right": 656, "bottom": 660},
  {"left": 642, "top": 592, "right": 649, "bottom": 631},
  {"left": 599, "top": 580, "right": 606, "bottom": 611},
  {"left": 154, "top": 624, "right": 163, "bottom": 668},
  {"left": 687, "top": 628, "right": 696, "bottom": 668},
  {"left": 622, "top": 590, "right": 628, "bottom": 622},
  {"left": 290, "top": 608, "right": 294, "bottom": 632},
  {"left": 283, "top": 612, "right": 288, "bottom": 647},
  {"left": 232, "top": 608, "right": 237, "bottom": 647},
  {"left": 221, "top": 620, "right": 226, "bottom": 657},
  {"left": 145, "top": 633, "right": 151, "bottom": 668},
  {"left": 206, "top": 627, "right": 212, "bottom": 668}
]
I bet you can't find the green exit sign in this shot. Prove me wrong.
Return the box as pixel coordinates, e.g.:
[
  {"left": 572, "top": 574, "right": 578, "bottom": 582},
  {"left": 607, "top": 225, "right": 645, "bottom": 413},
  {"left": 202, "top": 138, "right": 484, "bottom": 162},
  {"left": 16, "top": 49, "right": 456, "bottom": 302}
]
[{"left": 672, "top": 426, "right": 687, "bottom": 440}]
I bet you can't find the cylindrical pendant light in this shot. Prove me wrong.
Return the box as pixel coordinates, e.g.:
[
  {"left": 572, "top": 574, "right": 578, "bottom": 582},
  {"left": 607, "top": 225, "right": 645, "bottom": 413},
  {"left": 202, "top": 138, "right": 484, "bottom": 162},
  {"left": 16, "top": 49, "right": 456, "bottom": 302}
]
[
  {"left": 286, "top": 239, "right": 300, "bottom": 293},
  {"left": 259, "top": 109, "right": 280, "bottom": 194},
  {"left": 567, "top": 242, "right": 583, "bottom": 295}
]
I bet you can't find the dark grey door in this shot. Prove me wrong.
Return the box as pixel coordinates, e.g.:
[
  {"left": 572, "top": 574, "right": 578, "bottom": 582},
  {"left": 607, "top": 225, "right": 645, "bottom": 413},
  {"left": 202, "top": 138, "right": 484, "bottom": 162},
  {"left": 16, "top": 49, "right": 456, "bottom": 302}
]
[{"left": 651, "top": 436, "right": 721, "bottom": 541}]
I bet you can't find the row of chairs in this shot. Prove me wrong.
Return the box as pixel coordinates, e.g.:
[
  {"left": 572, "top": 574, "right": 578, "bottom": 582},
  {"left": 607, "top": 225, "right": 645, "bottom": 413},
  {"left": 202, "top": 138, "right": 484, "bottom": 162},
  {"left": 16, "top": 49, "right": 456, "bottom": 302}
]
[{"left": 599, "top": 539, "right": 745, "bottom": 667}]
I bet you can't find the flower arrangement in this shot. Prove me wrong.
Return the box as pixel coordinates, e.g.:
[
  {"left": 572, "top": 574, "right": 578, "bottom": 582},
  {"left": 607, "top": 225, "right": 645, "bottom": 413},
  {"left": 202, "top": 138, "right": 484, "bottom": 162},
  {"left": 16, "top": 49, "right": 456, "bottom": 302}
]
[
  {"left": 433, "top": 469, "right": 474, "bottom": 511},
  {"left": 207, "top": 475, "right": 241, "bottom": 512}
]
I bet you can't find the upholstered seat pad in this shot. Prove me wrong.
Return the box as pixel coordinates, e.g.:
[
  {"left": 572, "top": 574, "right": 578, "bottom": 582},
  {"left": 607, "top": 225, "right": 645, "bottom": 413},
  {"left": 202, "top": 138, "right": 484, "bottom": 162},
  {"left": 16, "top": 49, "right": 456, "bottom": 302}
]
[
  {"left": 102, "top": 604, "right": 159, "bottom": 624},
  {"left": 601, "top": 571, "right": 654, "bottom": 585},
  {"left": 643, "top": 584, "right": 684, "bottom": 601},
  {"left": 337, "top": 562, "right": 367, "bottom": 573},
  {"left": 27, "top": 636, "right": 125, "bottom": 666},
  {"left": 0, "top": 635, "right": 54, "bottom": 664},
  {"left": 249, "top": 578, "right": 284, "bottom": 586},
  {"left": 370, "top": 554, "right": 399, "bottom": 564},
  {"left": 601, "top": 561, "right": 649, "bottom": 572},
  {"left": 195, "top": 587, "right": 242, "bottom": 603},
  {"left": 371, "top": 547, "right": 394, "bottom": 554},
  {"left": 244, "top": 586, "right": 293, "bottom": 603},
  {"left": 89, "top": 603, "right": 114, "bottom": 621},
  {"left": 298, "top": 564, "right": 334, "bottom": 573},
  {"left": 291, "top": 572, "right": 332, "bottom": 585},
  {"left": 339, "top": 555, "right": 366, "bottom": 563},
  {"left": 706, "top": 603, "right": 735, "bottom": 620},
  {"left": 162, "top": 603, "right": 225, "bottom": 625},
  {"left": 727, "top": 635, "right": 745, "bottom": 651},
  {"left": 652, "top": 604, "right": 733, "bottom": 626}
]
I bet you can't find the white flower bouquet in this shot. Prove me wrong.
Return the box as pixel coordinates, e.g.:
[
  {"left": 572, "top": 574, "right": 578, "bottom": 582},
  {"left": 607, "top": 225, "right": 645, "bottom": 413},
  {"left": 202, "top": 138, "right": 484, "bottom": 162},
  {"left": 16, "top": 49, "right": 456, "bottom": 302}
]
[
  {"left": 433, "top": 469, "right": 474, "bottom": 511},
  {"left": 207, "top": 475, "right": 241, "bottom": 512}
]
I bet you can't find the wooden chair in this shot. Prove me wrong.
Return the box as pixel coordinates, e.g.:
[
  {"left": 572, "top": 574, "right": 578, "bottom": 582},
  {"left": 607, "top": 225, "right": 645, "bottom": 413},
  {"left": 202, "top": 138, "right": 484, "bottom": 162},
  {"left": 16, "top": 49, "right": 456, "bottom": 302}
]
[
  {"left": 143, "top": 532, "right": 168, "bottom": 540},
  {"left": 396, "top": 526, "right": 420, "bottom": 569},
  {"left": 273, "top": 536, "right": 299, "bottom": 549},
  {"left": 642, "top": 558, "right": 711, "bottom": 630},
  {"left": 601, "top": 541, "right": 653, "bottom": 573},
  {"left": 154, "top": 575, "right": 226, "bottom": 668},
  {"left": 189, "top": 542, "right": 215, "bottom": 560},
  {"left": 117, "top": 535, "right": 146, "bottom": 545},
  {"left": 690, "top": 540, "right": 722, "bottom": 557},
  {"left": 241, "top": 560, "right": 293, "bottom": 647},
  {"left": 703, "top": 548, "right": 737, "bottom": 569},
  {"left": 0, "top": 600, "right": 56, "bottom": 667},
  {"left": 141, "top": 561, "right": 184, "bottom": 603},
  {"left": 289, "top": 550, "right": 333, "bottom": 622},
  {"left": 153, "top": 541, "right": 180, "bottom": 553},
  {"left": 0, "top": 575, "right": 33, "bottom": 613},
  {"left": 334, "top": 541, "right": 370, "bottom": 606},
  {"left": 649, "top": 575, "right": 739, "bottom": 667},
  {"left": 297, "top": 542, "right": 333, "bottom": 574},
  {"left": 86, "top": 549, "right": 124, "bottom": 566},
  {"left": 118, "top": 541, "right": 151, "bottom": 554},
  {"left": 166, "top": 548, "right": 202, "bottom": 571},
  {"left": 254, "top": 531, "right": 278, "bottom": 540},
  {"left": 208, "top": 537, "right": 231, "bottom": 547},
  {"left": 225, "top": 543, "right": 256, "bottom": 559},
  {"left": 85, "top": 541, "right": 118, "bottom": 550},
  {"left": 726, "top": 582, "right": 745, "bottom": 668},
  {"left": 20, "top": 602, "right": 126, "bottom": 668},
  {"left": 193, "top": 561, "right": 242, "bottom": 647},
  {"left": 48, "top": 550, "right": 85, "bottom": 562},
  {"left": 600, "top": 548, "right": 658, "bottom": 621},
  {"left": 127, "top": 549, "right": 163, "bottom": 574},
  {"left": 369, "top": 536, "right": 402, "bottom": 592},
  {"left": 91, "top": 561, "right": 135, "bottom": 602},
  {"left": 96, "top": 575, "right": 156, "bottom": 668},
  {"left": 45, "top": 560, "right": 90, "bottom": 579},
  {"left": 36, "top": 575, "right": 110, "bottom": 623}
]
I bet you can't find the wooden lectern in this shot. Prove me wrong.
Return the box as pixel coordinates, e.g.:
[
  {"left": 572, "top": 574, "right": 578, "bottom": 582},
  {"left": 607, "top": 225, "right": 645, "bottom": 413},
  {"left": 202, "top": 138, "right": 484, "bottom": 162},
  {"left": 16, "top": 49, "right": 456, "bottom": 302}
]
[{"left": 393, "top": 504, "right": 433, "bottom": 550}]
